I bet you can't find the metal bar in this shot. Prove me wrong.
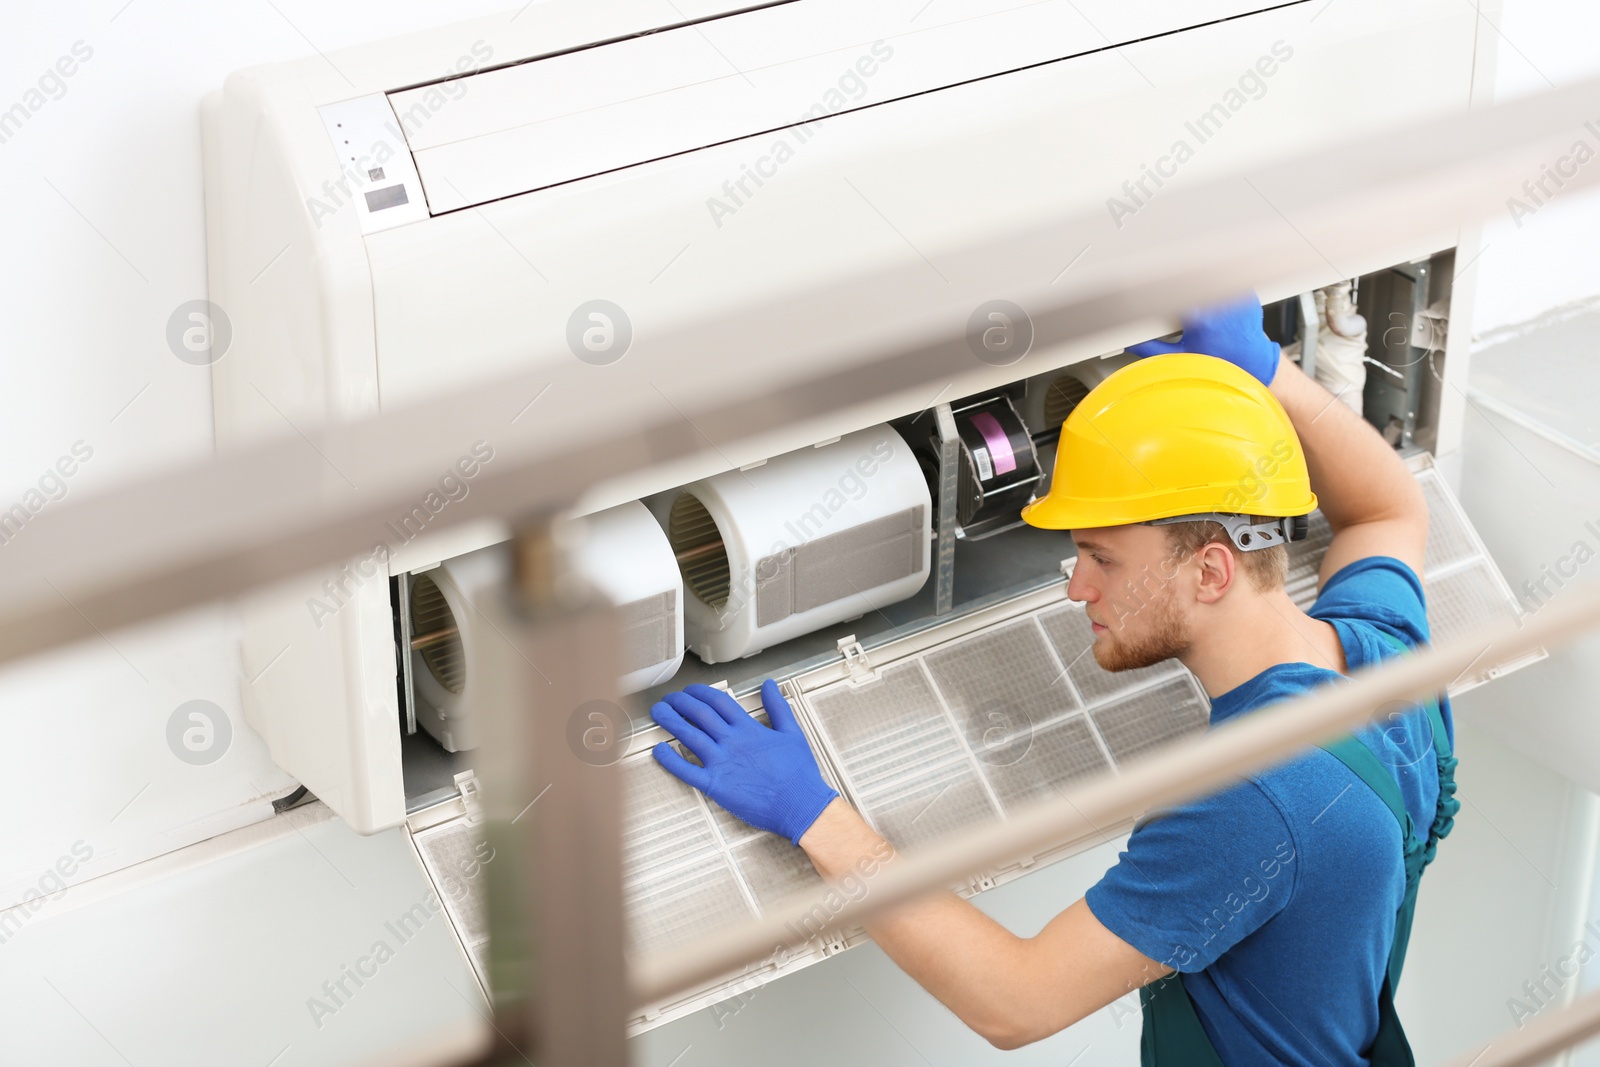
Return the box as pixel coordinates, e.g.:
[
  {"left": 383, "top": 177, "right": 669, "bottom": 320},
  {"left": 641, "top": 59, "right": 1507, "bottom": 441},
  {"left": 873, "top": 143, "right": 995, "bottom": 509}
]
[
  {"left": 1403, "top": 258, "right": 1432, "bottom": 445},
  {"left": 1296, "top": 289, "right": 1318, "bottom": 380},
  {"left": 410, "top": 625, "right": 459, "bottom": 651},
  {"left": 3, "top": 73, "right": 1600, "bottom": 665},
  {"left": 672, "top": 540, "right": 727, "bottom": 565},
  {"left": 934, "top": 402, "right": 959, "bottom": 615},
  {"left": 629, "top": 577, "right": 1599, "bottom": 1007},
  {"left": 474, "top": 525, "right": 628, "bottom": 1066},
  {"left": 397, "top": 571, "right": 417, "bottom": 736}
]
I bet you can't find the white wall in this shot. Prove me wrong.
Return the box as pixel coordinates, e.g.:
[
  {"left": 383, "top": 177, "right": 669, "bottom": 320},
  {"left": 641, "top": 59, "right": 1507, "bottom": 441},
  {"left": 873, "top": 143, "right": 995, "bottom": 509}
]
[
  {"left": 1470, "top": 0, "right": 1600, "bottom": 335},
  {"left": 0, "top": 0, "right": 514, "bottom": 924},
  {"left": 1397, "top": 718, "right": 1599, "bottom": 1064},
  {"left": 1459, "top": 4, "right": 1600, "bottom": 1057}
]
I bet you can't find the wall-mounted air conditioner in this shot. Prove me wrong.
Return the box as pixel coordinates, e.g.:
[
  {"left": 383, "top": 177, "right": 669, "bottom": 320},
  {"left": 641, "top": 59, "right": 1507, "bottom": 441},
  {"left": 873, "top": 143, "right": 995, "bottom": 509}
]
[{"left": 203, "top": 0, "right": 1486, "bottom": 832}]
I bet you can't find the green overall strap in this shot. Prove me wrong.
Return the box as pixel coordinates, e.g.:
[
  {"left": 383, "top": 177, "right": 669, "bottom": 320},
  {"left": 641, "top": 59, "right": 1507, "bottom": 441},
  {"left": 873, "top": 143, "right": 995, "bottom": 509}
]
[
  {"left": 1309, "top": 630, "right": 1456, "bottom": 1065},
  {"left": 1138, "top": 631, "right": 1457, "bottom": 1066},
  {"left": 1324, "top": 631, "right": 1457, "bottom": 990},
  {"left": 1314, "top": 733, "right": 1422, "bottom": 1067},
  {"left": 1139, "top": 973, "right": 1227, "bottom": 1067}
]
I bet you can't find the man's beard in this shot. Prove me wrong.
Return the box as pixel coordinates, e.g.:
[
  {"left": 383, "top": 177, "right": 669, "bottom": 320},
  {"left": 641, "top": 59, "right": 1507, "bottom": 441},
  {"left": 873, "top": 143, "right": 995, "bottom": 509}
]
[{"left": 1092, "top": 590, "right": 1188, "bottom": 672}]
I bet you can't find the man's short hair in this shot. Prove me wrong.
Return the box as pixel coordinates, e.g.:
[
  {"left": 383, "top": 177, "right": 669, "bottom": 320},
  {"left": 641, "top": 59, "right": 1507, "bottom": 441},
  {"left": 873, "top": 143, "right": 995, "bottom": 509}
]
[{"left": 1160, "top": 518, "right": 1288, "bottom": 592}]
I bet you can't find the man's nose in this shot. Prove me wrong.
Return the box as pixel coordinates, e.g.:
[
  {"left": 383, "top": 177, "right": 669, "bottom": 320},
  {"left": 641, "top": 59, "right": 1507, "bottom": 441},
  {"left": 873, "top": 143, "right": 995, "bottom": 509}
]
[{"left": 1067, "top": 566, "right": 1094, "bottom": 604}]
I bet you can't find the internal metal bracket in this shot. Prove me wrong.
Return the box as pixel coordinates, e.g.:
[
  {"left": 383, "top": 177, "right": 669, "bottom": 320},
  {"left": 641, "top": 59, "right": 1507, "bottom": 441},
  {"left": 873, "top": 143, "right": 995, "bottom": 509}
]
[
  {"left": 933, "top": 402, "right": 960, "bottom": 615},
  {"left": 1297, "top": 289, "right": 1319, "bottom": 379},
  {"left": 397, "top": 571, "right": 417, "bottom": 736}
]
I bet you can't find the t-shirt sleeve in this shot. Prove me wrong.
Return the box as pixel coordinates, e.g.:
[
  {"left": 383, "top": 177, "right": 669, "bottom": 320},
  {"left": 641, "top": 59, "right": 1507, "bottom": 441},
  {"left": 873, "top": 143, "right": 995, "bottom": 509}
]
[
  {"left": 1309, "top": 555, "right": 1431, "bottom": 650},
  {"left": 1084, "top": 781, "right": 1298, "bottom": 973}
]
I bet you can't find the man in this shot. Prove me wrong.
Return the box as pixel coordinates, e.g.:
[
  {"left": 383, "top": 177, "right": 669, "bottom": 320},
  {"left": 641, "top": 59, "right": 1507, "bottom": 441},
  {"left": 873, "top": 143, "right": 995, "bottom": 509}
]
[{"left": 649, "top": 295, "right": 1457, "bottom": 1063}]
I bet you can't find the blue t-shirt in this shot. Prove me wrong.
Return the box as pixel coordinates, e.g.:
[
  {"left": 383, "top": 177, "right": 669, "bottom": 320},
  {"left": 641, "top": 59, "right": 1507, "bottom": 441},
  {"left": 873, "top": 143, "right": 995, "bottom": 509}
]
[{"left": 1084, "top": 556, "right": 1453, "bottom": 1065}]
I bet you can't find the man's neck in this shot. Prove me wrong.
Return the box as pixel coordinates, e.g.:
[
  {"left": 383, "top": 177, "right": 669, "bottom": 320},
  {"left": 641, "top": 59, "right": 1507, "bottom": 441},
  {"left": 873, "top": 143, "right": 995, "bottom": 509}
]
[{"left": 1178, "top": 589, "right": 1346, "bottom": 698}]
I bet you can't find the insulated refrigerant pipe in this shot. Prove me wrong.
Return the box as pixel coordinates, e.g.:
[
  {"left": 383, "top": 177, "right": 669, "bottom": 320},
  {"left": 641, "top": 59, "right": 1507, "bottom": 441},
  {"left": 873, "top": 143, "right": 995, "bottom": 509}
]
[{"left": 629, "top": 577, "right": 1600, "bottom": 1018}]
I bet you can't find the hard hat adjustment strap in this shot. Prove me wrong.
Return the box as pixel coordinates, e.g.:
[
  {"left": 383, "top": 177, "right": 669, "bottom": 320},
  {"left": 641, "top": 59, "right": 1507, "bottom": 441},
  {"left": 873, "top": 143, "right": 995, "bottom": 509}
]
[{"left": 1145, "top": 512, "right": 1310, "bottom": 552}]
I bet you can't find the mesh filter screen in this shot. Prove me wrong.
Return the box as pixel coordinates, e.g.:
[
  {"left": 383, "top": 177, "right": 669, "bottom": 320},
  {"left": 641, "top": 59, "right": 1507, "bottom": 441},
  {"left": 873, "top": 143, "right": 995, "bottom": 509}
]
[
  {"left": 619, "top": 718, "right": 840, "bottom": 962},
  {"left": 734, "top": 833, "right": 830, "bottom": 912},
  {"left": 808, "top": 663, "right": 970, "bottom": 797},
  {"left": 797, "top": 662, "right": 1006, "bottom": 850},
  {"left": 620, "top": 587, "right": 678, "bottom": 672},
  {"left": 1035, "top": 602, "right": 1183, "bottom": 705},
  {"left": 922, "top": 617, "right": 1083, "bottom": 752},
  {"left": 1089, "top": 676, "right": 1211, "bottom": 763},
  {"left": 981, "top": 714, "right": 1111, "bottom": 811},
  {"left": 755, "top": 504, "right": 926, "bottom": 627},
  {"left": 1417, "top": 469, "right": 1481, "bottom": 573},
  {"left": 802, "top": 617, "right": 1206, "bottom": 851},
  {"left": 582, "top": 543, "right": 1524, "bottom": 1023},
  {"left": 622, "top": 756, "right": 756, "bottom": 959},
  {"left": 859, "top": 763, "right": 1001, "bottom": 852},
  {"left": 412, "top": 819, "right": 492, "bottom": 984},
  {"left": 623, "top": 754, "right": 718, "bottom": 879},
  {"left": 1424, "top": 561, "right": 1522, "bottom": 645},
  {"left": 624, "top": 849, "right": 752, "bottom": 959},
  {"left": 1282, "top": 464, "right": 1526, "bottom": 687}
]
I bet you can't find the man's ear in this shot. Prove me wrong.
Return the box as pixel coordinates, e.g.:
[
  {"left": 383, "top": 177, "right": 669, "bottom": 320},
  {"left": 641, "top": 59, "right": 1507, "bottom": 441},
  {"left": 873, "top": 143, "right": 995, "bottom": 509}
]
[{"left": 1193, "top": 541, "right": 1237, "bottom": 604}]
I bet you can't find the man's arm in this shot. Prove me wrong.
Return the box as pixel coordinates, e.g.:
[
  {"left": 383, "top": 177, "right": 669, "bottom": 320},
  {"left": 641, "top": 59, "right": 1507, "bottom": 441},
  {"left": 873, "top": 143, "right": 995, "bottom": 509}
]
[
  {"left": 1267, "top": 354, "right": 1428, "bottom": 585},
  {"left": 799, "top": 798, "right": 1167, "bottom": 1050},
  {"left": 649, "top": 681, "right": 1163, "bottom": 1047}
]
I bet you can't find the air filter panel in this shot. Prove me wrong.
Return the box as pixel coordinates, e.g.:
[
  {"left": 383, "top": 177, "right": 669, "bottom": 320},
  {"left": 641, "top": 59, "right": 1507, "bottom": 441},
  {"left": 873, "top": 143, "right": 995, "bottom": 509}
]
[
  {"left": 1282, "top": 452, "right": 1545, "bottom": 690},
  {"left": 408, "top": 808, "right": 494, "bottom": 988}
]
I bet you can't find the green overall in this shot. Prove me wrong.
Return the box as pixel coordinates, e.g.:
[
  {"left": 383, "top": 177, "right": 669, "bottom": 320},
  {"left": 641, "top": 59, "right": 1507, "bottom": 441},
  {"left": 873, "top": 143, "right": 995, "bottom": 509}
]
[{"left": 1138, "top": 633, "right": 1460, "bottom": 1065}]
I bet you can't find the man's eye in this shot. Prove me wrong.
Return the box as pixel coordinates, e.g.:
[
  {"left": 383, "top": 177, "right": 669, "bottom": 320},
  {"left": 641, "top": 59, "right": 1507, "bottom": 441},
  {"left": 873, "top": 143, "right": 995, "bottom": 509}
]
[{"left": 1092, "top": 554, "right": 1111, "bottom": 566}]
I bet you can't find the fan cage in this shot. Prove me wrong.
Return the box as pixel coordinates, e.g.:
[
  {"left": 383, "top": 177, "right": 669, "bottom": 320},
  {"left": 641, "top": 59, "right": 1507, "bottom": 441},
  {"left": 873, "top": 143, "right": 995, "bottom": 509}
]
[
  {"left": 411, "top": 573, "right": 465, "bottom": 695},
  {"left": 668, "top": 493, "right": 731, "bottom": 610}
]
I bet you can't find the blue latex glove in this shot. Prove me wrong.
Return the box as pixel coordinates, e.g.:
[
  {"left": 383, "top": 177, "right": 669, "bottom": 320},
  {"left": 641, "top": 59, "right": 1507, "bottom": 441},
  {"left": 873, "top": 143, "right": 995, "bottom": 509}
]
[
  {"left": 1123, "top": 292, "right": 1281, "bottom": 386},
  {"left": 651, "top": 679, "right": 840, "bottom": 846}
]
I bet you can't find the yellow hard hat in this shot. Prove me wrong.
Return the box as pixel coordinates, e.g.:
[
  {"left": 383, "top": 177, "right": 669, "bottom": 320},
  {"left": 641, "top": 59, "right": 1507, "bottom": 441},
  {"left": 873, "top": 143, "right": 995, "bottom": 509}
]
[{"left": 1020, "top": 353, "right": 1317, "bottom": 534}]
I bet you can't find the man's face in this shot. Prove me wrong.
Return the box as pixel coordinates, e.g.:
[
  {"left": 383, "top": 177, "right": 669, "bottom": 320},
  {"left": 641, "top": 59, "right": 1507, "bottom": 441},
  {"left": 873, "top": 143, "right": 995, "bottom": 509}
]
[{"left": 1066, "top": 523, "right": 1190, "bottom": 672}]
